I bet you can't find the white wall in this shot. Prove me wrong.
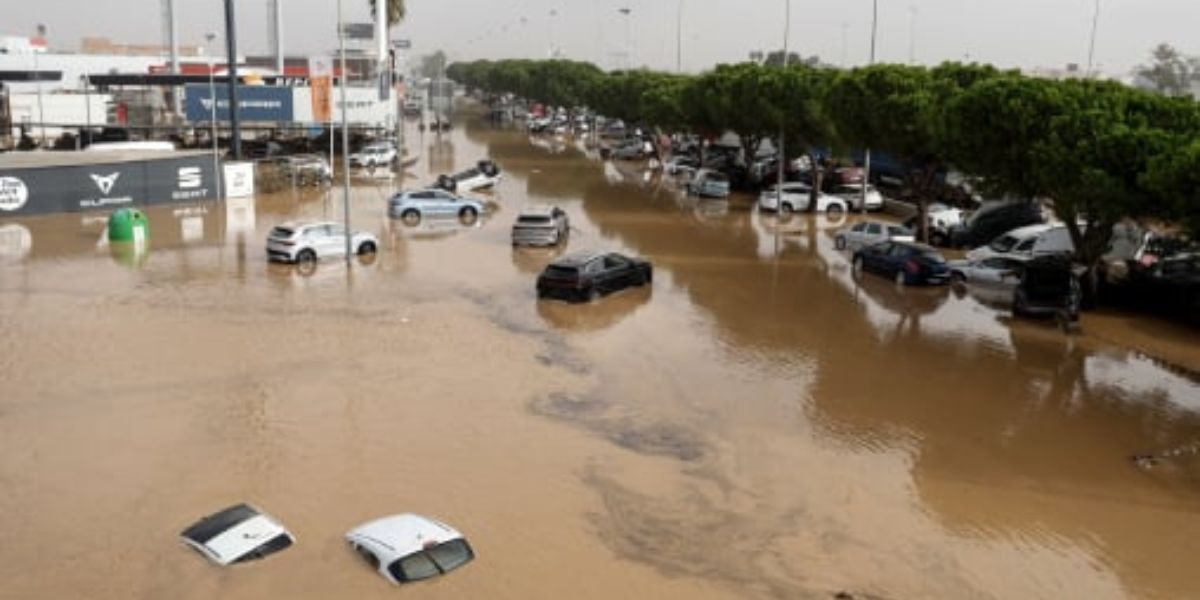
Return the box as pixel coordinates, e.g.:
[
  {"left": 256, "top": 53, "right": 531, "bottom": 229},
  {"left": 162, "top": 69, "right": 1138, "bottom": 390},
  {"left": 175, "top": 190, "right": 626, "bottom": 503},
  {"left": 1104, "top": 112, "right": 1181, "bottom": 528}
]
[
  {"left": 0, "top": 53, "right": 165, "bottom": 94},
  {"left": 292, "top": 86, "right": 396, "bottom": 128},
  {"left": 8, "top": 93, "right": 111, "bottom": 137}
]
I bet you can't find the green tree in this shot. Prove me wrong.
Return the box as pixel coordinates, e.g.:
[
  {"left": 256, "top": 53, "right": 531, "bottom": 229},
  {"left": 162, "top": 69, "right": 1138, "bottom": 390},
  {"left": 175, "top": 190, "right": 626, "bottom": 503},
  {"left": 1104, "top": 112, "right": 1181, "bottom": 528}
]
[
  {"left": 368, "top": 0, "right": 405, "bottom": 26},
  {"left": 1135, "top": 44, "right": 1200, "bottom": 98}
]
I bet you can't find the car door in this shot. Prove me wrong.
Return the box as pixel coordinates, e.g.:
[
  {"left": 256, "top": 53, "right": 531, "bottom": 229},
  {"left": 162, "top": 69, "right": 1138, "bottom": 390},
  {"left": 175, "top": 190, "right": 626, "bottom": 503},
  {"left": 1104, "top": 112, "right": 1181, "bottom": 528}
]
[
  {"left": 863, "top": 223, "right": 884, "bottom": 247},
  {"left": 862, "top": 242, "right": 891, "bottom": 274},
  {"left": 605, "top": 254, "right": 633, "bottom": 289},
  {"left": 430, "top": 190, "right": 458, "bottom": 216},
  {"left": 324, "top": 224, "right": 349, "bottom": 257},
  {"left": 586, "top": 258, "right": 610, "bottom": 293}
]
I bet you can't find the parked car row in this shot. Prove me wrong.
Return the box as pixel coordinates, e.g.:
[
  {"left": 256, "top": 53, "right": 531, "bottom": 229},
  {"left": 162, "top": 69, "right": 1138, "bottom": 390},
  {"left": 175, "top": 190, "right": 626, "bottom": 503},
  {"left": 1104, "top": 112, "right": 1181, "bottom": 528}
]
[{"left": 182, "top": 504, "right": 474, "bottom": 586}]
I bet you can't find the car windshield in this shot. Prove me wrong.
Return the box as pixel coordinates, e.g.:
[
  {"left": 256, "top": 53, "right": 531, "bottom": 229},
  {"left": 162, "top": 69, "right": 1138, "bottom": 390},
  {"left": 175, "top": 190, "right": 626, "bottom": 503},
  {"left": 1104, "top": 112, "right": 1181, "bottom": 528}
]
[
  {"left": 921, "top": 251, "right": 947, "bottom": 264},
  {"left": 887, "top": 226, "right": 910, "bottom": 237},
  {"left": 989, "top": 234, "right": 1020, "bottom": 252},
  {"left": 391, "top": 553, "right": 440, "bottom": 582},
  {"left": 426, "top": 539, "right": 474, "bottom": 573},
  {"left": 270, "top": 227, "right": 294, "bottom": 239}
]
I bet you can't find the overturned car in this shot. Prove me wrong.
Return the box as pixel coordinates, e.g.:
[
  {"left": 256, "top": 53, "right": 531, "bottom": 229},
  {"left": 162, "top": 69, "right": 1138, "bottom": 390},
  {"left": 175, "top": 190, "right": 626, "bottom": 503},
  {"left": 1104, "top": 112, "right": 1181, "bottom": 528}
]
[
  {"left": 435, "top": 160, "right": 502, "bottom": 192},
  {"left": 180, "top": 503, "right": 296, "bottom": 566}
]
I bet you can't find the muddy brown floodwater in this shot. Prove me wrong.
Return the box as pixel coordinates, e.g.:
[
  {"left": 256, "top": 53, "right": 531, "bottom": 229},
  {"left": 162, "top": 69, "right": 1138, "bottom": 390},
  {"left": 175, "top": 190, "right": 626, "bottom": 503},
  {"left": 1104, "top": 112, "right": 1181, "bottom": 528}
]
[{"left": 3, "top": 101, "right": 1200, "bottom": 600}]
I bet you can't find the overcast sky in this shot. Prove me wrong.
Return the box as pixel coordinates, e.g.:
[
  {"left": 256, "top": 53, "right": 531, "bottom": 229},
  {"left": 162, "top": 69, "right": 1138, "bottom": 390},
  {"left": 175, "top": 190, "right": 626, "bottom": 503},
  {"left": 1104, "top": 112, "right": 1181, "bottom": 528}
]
[{"left": 5, "top": 0, "right": 1198, "bottom": 75}]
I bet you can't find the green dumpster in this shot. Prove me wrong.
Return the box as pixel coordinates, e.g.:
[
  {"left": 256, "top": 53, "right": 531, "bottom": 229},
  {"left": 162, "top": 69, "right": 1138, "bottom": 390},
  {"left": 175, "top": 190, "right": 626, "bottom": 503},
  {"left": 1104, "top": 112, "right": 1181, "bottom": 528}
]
[{"left": 107, "top": 208, "right": 150, "bottom": 243}]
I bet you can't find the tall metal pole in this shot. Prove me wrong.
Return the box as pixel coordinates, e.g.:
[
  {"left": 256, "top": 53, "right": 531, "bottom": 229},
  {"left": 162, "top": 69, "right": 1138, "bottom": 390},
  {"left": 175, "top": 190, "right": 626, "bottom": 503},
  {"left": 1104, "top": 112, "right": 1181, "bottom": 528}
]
[
  {"left": 223, "top": 0, "right": 242, "bottom": 159},
  {"left": 339, "top": 0, "right": 353, "bottom": 263},
  {"left": 775, "top": 0, "right": 789, "bottom": 236},
  {"left": 676, "top": 0, "right": 683, "bottom": 73},
  {"left": 207, "top": 34, "right": 221, "bottom": 200},
  {"left": 1086, "top": 0, "right": 1101, "bottom": 78},
  {"left": 33, "top": 51, "right": 45, "bottom": 146},
  {"left": 862, "top": 0, "right": 877, "bottom": 216}
]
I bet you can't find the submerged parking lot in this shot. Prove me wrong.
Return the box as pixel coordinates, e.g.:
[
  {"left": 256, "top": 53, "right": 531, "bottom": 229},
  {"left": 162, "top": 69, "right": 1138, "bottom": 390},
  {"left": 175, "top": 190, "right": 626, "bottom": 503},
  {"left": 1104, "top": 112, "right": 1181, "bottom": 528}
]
[{"left": 3, "top": 105, "right": 1200, "bottom": 600}]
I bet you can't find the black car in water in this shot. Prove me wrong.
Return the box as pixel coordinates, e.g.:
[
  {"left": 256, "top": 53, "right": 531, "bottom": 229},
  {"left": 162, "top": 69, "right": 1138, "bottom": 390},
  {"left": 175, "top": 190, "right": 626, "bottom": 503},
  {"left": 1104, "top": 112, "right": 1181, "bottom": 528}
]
[
  {"left": 852, "top": 241, "right": 951, "bottom": 286},
  {"left": 1013, "top": 254, "right": 1081, "bottom": 325},
  {"left": 536, "top": 251, "right": 653, "bottom": 302}
]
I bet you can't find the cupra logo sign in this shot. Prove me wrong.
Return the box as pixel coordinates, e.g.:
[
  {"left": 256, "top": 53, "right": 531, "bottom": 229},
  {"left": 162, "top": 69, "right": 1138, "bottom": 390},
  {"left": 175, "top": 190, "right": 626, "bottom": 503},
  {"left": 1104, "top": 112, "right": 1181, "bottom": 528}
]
[{"left": 90, "top": 172, "right": 120, "bottom": 195}]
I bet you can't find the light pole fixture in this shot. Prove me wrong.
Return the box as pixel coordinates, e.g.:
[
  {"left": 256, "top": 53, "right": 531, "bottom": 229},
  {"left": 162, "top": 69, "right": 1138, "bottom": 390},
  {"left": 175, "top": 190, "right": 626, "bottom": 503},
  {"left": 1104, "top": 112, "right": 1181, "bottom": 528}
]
[{"left": 1086, "top": 0, "right": 1101, "bottom": 78}]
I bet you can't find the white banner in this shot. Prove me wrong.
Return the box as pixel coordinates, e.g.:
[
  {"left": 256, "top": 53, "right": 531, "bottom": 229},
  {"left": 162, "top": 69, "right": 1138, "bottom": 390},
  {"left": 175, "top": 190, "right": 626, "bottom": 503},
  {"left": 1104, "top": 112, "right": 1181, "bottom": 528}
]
[{"left": 223, "top": 162, "right": 255, "bottom": 199}]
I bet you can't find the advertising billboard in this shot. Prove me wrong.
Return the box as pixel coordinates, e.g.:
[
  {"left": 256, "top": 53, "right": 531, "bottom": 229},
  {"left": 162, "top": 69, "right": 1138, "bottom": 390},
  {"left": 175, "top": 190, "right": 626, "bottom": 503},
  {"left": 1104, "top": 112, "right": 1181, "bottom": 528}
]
[{"left": 184, "top": 85, "right": 294, "bottom": 123}]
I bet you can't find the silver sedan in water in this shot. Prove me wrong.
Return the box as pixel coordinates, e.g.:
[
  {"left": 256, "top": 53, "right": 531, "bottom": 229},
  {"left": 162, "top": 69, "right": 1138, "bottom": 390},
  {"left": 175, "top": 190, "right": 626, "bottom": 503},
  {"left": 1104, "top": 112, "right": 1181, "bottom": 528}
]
[{"left": 388, "top": 189, "right": 486, "bottom": 225}]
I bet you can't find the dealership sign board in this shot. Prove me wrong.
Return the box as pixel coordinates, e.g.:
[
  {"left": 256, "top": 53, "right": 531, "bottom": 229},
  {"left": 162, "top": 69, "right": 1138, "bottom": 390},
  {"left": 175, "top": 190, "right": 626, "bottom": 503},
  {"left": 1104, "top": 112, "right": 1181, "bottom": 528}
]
[
  {"left": 0, "top": 154, "right": 218, "bottom": 217},
  {"left": 185, "top": 84, "right": 295, "bottom": 123}
]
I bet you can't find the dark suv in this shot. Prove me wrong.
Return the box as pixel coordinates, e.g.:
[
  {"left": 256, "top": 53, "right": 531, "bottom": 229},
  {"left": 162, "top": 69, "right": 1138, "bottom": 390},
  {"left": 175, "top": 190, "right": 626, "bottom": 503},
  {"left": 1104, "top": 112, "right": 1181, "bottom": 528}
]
[
  {"left": 536, "top": 251, "right": 653, "bottom": 302},
  {"left": 949, "top": 201, "right": 1044, "bottom": 248}
]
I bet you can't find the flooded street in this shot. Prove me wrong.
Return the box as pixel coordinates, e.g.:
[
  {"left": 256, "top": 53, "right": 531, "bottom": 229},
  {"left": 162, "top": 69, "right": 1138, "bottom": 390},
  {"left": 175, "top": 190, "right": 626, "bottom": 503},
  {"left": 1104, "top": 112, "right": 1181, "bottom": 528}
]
[{"left": 3, "top": 102, "right": 1200, "bottom": 600}]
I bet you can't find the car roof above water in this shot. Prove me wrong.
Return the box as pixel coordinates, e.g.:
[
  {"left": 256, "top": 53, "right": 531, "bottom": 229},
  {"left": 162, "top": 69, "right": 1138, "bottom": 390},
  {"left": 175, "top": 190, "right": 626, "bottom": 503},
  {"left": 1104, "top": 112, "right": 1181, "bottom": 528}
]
[
  {"left": 554, "top": 250, "right": 608, "bottom": 267},
  {"left": 346, "top": 514, "right": 465, "bottom": 564}
]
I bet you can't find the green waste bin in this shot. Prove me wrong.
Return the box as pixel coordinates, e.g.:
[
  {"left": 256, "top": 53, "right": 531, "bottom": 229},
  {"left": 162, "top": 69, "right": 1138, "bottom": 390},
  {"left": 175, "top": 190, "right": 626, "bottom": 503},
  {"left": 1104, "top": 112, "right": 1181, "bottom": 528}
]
[{"left": 107, "top": 208, "right": 150, "bottom": 243}]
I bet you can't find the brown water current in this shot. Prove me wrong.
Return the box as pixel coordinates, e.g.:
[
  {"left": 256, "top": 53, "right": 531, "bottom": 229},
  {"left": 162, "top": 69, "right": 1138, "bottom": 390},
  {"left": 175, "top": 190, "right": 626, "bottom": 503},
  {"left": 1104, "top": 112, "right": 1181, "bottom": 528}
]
[{"left": 2, "top": 102, "right": 1200, "bottom": 600}]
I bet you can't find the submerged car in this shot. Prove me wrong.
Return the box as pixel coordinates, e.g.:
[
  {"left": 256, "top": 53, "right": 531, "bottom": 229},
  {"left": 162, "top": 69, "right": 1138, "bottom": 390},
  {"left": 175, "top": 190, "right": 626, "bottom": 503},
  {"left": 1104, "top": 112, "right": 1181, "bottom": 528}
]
[
  {"left": 349, "top": 143, "right": 397, "bottom": 168},
  {"left": 346, "top": 514, "right": 475, "bottom": 585},
  {"left": 388, "top": 189, "right": 486, "bottom": 225},
  {"left": 181, "top": 503, "right": 295, "bottom": 566},
  {"left": 512, "top": 205, "right": 570, "bottom": 246},
  {"left": 536, "top": 251, "right": 653, "bottom": 302},
  {"left": 686, "top": 169, "right": 731, "bottom": 199},
  {"left": 830, "top": 183, "right": 884, "bottom": 212},
  {"left": 948, "top": 201, "right": 1044, "bottom": 248},
  {"left": 852, "top": 241, "right": 951, "bottom": 286},
  {"left": 1013, "top": 254, "right": 1081, "bottom": 323},
  {"left": 276, "top": 154, "right": 332, "bottom": 186},
  {"left": 758, "top": 182, "right": 847, "bottom": 215},
  {"left": 835, "top": 221, "right": 915, "bottom": 251},
  {"left": 267, "top": 221, "right": 378, "bottom": 263},
  {"left": 947, "top": 256, "right": 1026, "bottom": 286},
  {"left": 435, "top": 160, "right": 502, "bottom": 192}
]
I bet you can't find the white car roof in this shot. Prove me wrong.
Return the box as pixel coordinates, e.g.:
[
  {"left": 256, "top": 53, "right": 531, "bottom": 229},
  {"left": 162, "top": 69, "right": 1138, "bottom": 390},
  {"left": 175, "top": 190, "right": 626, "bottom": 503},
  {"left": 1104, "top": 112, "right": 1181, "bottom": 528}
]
[
  {"left": 277, "top": 220, "right": 336, "bottom": 230},
  {"left": 180, "top": 504, "right": 293, "bottom": 566},
  {"left": 346, "top": 514, "right": 465, "bottom": 564},
  {"left": 519, "top": 205, "right": 558, "bottom": 217},
  {"left": 1002, "top": 223, "right": 1056, "bottom": 239}
]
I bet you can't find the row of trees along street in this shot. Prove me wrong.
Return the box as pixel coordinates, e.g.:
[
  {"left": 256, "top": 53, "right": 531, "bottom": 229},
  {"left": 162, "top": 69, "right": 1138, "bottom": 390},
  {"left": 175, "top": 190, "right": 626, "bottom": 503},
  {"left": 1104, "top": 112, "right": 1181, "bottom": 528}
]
[{"left": 446, "top": 58, "right": 1200, "bottom": 297}]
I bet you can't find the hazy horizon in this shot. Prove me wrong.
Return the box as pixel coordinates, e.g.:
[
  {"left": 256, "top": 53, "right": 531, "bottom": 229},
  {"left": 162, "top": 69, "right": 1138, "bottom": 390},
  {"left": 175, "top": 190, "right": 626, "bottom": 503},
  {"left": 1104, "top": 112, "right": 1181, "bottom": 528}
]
[{"left": 4, "top": 0, "right": 1198, "bottom": 76}]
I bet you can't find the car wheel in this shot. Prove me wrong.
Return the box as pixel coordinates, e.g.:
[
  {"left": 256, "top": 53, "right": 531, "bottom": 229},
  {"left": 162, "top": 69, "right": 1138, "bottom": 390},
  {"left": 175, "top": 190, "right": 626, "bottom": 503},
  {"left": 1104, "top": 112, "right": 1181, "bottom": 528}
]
[
  {"left": 778, "top": 202, "right": 793, "bottom": 217},
  {"left": 357, "top": 241, "right": 376, "bottom": 255},
  {"left": 401, "top": 209, "right": 421, "bottom": 225},
  {"left": 852, "top": 256, "right": 864, "bottom": 274},
  {"left": 930, "top": 232, "right": 947, "bottom": 247},
  {"left": 459, "top": 206, "right": 479, "bottom": 223},
  {"left": 835, "top": 236, "right": 847, "bottom": 251},
  {"left": 827, "top": 203, "right": 845, "bottom": 217},
  {"left": 587, "top": 286, "right": 600, "bottom": 302},
  {"left": 296, "top": 249, "right": 317, "bottom": 263},
  {"left": 950, "top": 271, "right": 966, "bottom": 284},
  {"left": 895, "top": 270, "right": 908, "bottom": 287}
]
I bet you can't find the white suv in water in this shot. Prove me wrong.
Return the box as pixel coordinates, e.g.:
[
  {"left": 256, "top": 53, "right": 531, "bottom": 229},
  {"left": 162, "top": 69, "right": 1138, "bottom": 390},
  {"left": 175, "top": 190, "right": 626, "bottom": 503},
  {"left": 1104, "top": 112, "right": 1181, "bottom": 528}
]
[{"left": 266, "top": 221, "right": 378, "bottom": 263}]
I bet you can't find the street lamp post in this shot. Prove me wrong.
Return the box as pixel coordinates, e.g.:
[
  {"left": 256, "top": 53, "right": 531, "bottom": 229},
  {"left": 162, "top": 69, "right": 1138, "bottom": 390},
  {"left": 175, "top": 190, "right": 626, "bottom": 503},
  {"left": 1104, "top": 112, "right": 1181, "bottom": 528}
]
[
  {"left": 618, "top": 8, "right": 632, "bottom": 70},
  {"left": 206, "top": 32, "right": 221, "bottom": 200},
  {"left": 1086, "top": 0, "right": 1101, "bottom": 78},
  {"left": 338, "top": 0, "right": 352, "bottom": 263},
  {"left": 222, "top": 0, "right": 242, "bottom": 159},
  {"left": 676, "top": 0, "right": 683, "bottom": 73},
  {"left": 861, "top": 0, "right": 878, "bottom": 216},
  {"left": 775, "top": 0, "right": 789, "bottom": 233}
]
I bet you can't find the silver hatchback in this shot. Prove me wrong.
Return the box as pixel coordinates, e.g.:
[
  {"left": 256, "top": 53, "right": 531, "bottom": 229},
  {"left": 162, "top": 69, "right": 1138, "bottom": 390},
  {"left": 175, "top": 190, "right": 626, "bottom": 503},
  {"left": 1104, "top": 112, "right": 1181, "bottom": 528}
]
[{"left": 512, "top": 205, "right": 569, "bottom": 246}]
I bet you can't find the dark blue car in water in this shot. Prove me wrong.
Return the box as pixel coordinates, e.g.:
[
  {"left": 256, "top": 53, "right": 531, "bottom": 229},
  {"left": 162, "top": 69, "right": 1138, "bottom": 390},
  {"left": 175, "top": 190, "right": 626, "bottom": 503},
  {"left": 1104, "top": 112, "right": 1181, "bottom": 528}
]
[{"left": 852, "top": 241, "right": 951, "bottom": 286}]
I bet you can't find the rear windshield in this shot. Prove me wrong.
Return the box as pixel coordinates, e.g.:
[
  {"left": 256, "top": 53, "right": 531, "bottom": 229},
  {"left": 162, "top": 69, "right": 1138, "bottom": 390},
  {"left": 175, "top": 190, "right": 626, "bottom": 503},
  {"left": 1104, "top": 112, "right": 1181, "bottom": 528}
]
[
  {"left": 544, "top": 265, "right": 579, "bottom": 278},
  {"left": 388, "top": 540, "right": 474, "bottom": 582},
  {"left": 426, "top": 539, "right": 474, "bottom": 573},
  {"left": 518, "top": 215, "right": 553, "bottom": 225},
  {"left": 270, "top": 227, "right": 294, "bottom": 239}
]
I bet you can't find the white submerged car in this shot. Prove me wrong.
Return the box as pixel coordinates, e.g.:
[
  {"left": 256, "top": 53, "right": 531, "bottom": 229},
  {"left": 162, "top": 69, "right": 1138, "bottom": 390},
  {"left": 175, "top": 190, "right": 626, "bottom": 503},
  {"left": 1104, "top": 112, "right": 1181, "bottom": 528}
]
[
  {"left": 267, "top": 221, "right": 379, "bottom": 263},
  {"left": 758, "top": 182, "right": 847, "bottom": 215},
  {"left": 180, "top": 503, "right": 296, "bottom": 566},
  {"left": 512, "top": 205, "right": 570, "bottom": 246},
  {"left": 435, "top": 160, "right": 503, "bottom": 192},
  {"left": 349, "top": 143, "right": 397, "bottom": 168},
  {"left": 346, "top": 514, "right": 475, "bottom": 585}
]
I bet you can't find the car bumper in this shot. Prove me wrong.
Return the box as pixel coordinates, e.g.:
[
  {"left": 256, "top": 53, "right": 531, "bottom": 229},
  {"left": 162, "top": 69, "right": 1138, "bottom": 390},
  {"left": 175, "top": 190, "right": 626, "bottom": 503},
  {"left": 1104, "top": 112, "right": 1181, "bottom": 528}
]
[{"left": 267, "top": 248, "right": 297, "bottom": 263}]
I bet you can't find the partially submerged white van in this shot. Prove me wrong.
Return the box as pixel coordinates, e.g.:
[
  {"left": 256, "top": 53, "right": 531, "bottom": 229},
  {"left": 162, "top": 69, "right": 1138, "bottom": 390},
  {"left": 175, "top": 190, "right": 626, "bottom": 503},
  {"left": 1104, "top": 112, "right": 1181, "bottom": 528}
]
[{"left": 967, "top": 223, "right": 1075, "bottom": 262}]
